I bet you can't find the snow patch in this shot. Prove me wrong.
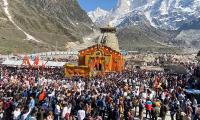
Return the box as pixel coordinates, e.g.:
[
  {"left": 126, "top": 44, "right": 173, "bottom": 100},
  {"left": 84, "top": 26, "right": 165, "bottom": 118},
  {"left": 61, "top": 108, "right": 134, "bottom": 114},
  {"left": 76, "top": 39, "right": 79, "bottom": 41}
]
[
  {"left": 144, "top": 11, "right": 157, "bottom": 28},
  {"left": 88, "top": 0, "right": 200, "bottom": 30},
  {"left": 88, "top": 7, "right": 109, "bottom": 22},
  {"left": 160, "top": 0, "right": 168, "bottom": 15},
  {"left": 2, "top": 0, "right": 40, "bottom": 42}
]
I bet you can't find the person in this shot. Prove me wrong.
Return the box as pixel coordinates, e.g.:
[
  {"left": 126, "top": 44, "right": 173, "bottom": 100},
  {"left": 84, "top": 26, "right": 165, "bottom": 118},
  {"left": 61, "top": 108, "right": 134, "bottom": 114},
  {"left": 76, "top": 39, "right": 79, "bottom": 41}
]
[
  {"left": 85, "top": 103, "right": 91, "bottom": 118},
  {"left": 152, "top": 103, "right": 160, "bottom": 120},
  {"left": 54, "top": 103, "right": 61, "bottom": 120},
  {"left": 77, "top": 106, "right": 86, "bottom": 120},
  {"left": 29, "top": 111, "right": 37, "bottom": 120},
  {"left": 192, "top": 96, "right": 198, "bottom": 117},
  {"left": 0, "top": 60, "right": 198, "bottom": 120},
  {"left": 170, "top": 98, "right": 178, "bottom": 120},
  {"left": 38, "top": 89, "right": 45, "bottom": 103},
  {"left": 37, "top": 108, "right": 45, "bottom": 120},
  {"left": 13, "top": 107, "right": 21, "bottom": 120},
  {"left": 118, "top": 98, "right": 124, "bottom": 120},
  {"left": 21, "top": 107, "right": 31, "bottom": 120},
  {"left": 0, "top": 108, "right": 3, "bottom": 119},
  {"left": 194, "top": 105, "right": 200, "bottom": 120},
  {"left": 178, "top": 91, "right": 185, "bottom": 108},
  {"left": 160, "top": 102, "right": 168, "bottom": 120},
  {"left": 46, "top": 111, "right": 54, "bottom": 120},
  {"left": 62, "top": 103, "right": 72, "bottom": 120},
  {"left": 185, "top": 102, "right": 193, "bottom": 120},
  {"left": 132, "top": 97, "right": 138, "bottom": 116},
  {"left": 106, "top": 100, "right": 114, "bottom": 120},
  {"left": 113, "top": 106, "right": 120, "bottom": 120},
  {"left": 139, "top": 99, "right": 144, "bottom": 120},
  {"left": 176, "top": 107, "right": 183, "bottom": 120},
  {"left": 29, "top": 96, "right": 35, "bottom": 110},
  {"left": 145, "top": 98, "right": 152, "bottom": 119}
]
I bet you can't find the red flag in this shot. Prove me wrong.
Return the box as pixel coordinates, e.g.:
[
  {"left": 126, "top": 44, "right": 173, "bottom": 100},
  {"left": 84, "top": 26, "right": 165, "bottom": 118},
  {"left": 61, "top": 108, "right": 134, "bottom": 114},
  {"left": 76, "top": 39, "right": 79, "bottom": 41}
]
[
  {"left": 41, "top": 61, "right": 45, "bottom": 72},
  {"left": 33, "top": 56, "right": 39, "bottom": 66}
]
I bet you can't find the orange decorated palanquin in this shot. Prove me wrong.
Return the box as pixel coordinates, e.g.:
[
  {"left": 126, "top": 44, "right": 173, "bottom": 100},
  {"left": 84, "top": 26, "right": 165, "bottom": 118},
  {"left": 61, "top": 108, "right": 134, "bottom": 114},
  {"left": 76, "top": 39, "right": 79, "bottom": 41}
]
[{"left": 64, "top": 44, "right": 124, "bottom": 77}]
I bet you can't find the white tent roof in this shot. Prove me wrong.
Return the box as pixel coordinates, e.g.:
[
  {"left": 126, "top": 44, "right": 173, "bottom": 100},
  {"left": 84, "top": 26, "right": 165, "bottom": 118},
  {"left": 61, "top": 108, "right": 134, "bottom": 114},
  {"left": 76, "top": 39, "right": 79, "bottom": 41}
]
[
  {"left": 45, "top": 61, "right": 66, "bottom": 67},
  {"left": 1, "top": 59, "right": 66, "bottom": 67},
  {"left": 2, "top": 59, "right": 22, "bottom": 66}
]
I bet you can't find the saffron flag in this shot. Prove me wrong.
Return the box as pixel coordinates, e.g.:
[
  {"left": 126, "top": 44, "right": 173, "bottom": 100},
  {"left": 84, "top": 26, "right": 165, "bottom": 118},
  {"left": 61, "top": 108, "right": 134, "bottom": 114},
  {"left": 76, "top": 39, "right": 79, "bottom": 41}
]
[
  {"left": 22, "top": 55, "right": 31, "bottom": 66},
  {"left": 38, "top": 90, "right": 45, "bottom": 102}
]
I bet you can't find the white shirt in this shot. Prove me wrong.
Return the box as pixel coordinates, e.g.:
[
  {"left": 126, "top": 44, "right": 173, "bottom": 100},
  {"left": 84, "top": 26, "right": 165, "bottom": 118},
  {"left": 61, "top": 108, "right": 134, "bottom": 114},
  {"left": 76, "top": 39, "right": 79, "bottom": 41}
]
[
  {"left": 142, "top": 92, "right": 147, "bottom": 100},
  {"left": 193, "top": 99, "right": 198, "bottom": 108},
  {"left": 55, "top": 105, "right": 61, "bottom": 115},
  {"left": 66, "top": 83, "right": 71, "bottom": 90},
  {"left": 48, "top": 91, "right": 55, "bottom": 97},
  {"left": 13, "top": 109, "right": 21, "bottom": 120},
  {"left": 77, "top": 110, "right": 85, "bottom": 120},
  {"left": 124, "top": 92, "right": 128, "bottom": 97},
  {"left": 62, "top": 106, "right": 72, "bottom": 118}
]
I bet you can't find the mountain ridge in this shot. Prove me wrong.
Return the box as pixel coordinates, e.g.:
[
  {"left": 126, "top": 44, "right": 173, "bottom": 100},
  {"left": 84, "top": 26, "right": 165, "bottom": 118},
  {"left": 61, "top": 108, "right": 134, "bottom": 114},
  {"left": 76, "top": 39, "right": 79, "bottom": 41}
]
[
  {"left": 88, "top": 0, "right": 200, "bottom": 51},
  {"left": 0, "top": 0, "right": 93, "bottom": 54}
]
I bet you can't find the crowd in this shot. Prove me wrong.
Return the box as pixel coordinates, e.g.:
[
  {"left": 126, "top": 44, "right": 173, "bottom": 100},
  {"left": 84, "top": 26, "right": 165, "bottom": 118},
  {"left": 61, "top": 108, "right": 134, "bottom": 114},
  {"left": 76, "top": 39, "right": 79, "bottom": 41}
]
[{"left": 0, "top": 63, "right": 199, "bottom": 120}]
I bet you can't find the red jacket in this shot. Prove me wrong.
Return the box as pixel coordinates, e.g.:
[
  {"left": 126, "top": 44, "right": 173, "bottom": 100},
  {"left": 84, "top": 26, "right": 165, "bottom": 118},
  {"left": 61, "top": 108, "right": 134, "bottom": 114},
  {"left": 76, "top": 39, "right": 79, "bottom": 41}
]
[{"left": 145, "top": 101, "right": 152, "bottom": 111}]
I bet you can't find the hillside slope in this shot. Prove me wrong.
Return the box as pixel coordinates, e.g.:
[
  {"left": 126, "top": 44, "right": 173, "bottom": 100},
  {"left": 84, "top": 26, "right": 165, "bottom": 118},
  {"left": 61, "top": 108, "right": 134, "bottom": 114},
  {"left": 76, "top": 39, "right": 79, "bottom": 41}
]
[{"left": 0, "top": 0, "right": 93, "bottom": 54}]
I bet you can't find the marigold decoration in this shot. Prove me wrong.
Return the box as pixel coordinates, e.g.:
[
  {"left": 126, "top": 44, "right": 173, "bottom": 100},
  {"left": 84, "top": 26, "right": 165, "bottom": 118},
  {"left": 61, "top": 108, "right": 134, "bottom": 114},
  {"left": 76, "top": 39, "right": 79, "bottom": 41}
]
[{"left": 64, "top": 44, "right": 124, "bottom": 77}]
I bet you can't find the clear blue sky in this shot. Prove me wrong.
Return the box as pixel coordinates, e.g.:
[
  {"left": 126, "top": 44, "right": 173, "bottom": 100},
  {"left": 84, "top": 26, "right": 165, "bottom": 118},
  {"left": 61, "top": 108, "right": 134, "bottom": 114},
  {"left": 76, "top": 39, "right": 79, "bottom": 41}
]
[{"left": 77, "top": 0, "right": 117, "bottom": 12}]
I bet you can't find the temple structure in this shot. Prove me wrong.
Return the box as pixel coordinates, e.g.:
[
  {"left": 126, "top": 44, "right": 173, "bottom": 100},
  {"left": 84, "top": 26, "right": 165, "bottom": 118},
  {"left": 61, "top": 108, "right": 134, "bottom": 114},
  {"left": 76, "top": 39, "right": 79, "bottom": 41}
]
[
  {"left": 98, "top": 27, "right": 120, "bottom": 52},
  {"left": 65, "top": 26, "right": 123, "bottom": 77}
]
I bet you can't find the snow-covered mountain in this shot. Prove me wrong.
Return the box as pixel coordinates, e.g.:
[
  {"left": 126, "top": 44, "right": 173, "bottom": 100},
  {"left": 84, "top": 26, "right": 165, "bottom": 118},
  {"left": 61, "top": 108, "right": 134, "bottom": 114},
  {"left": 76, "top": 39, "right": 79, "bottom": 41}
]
[
  {"left": 89, "top": 0, "right": 200, "bottom": 30},
  {"left": 88, "top": 0, "right": 200, "bottom": 51},
  {"left": 112, "top": 0, "right": 133, "bottom": 15},
  {"left": 88, "top": 7, "right": 109, "bottom": 23},
  {"left": 145, "top": 0, "right": 200, "bottom": 30}
]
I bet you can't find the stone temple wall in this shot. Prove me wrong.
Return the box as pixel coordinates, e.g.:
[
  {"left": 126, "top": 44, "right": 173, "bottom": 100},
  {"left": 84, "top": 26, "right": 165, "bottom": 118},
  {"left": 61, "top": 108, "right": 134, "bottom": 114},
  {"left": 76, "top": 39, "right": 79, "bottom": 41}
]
[{"left": 103, "top": 32, "right": 120, "bottom": 52}]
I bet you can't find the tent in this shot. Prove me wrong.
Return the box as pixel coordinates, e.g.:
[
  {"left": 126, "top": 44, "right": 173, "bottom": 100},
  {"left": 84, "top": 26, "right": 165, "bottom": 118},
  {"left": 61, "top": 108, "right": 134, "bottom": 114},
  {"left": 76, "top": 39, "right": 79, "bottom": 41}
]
[
  {"left": 2, "top": 59, "right": 22, "bottom": 66},
  {"left": 1, "top": 59, "right": 66, "bottom": 67},
  {"left": 45, "top": 61, "right": 66, "bottom": 67}
]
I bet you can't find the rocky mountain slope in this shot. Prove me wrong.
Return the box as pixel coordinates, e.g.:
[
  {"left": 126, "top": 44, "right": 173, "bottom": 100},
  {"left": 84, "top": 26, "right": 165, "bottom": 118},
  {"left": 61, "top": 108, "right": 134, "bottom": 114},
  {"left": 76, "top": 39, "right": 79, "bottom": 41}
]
[
  {"left": 0, "top": 0, "right": 93, "bottom": 54},
  {"left": 89, "top": 0, "right": 200, "bottom": 52}
]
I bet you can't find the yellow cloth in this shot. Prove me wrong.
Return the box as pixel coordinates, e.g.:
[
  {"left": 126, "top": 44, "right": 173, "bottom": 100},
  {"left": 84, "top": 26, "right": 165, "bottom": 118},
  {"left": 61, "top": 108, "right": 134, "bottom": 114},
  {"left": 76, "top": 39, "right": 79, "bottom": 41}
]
[{"left": 155, "top": 101, "right": 161, "bottom": 108}]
